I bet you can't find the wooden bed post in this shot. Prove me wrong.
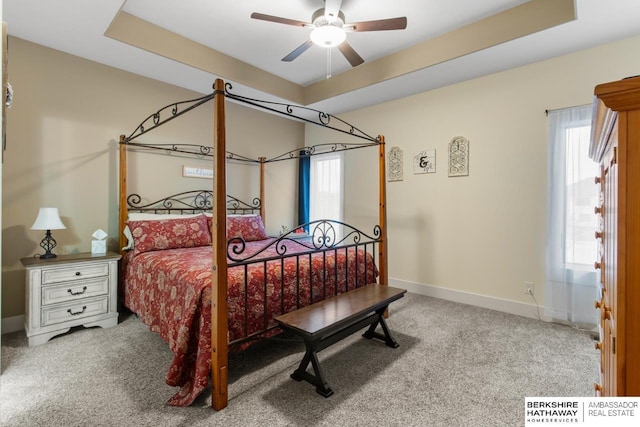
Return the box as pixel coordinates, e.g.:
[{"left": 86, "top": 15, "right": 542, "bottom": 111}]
[
  {"left": 118, "top": 134, "right": 127, "bottom": 255},
  {"left": 211, "top": 78, "right": 229, "bottom": 410},
  {"left": 378, "top": 136, "right": 388, "bottom": 287},
  {"left": 259, "top": 157, "right": 266, "bottom": 224}
]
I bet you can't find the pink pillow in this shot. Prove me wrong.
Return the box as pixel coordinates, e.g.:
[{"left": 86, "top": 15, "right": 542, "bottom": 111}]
[
  {"left": 127, "top": 214, "right": 211, "bottom": 255},
  {"left": 226, "top": 215, "right": 267, "bottom": 242}
]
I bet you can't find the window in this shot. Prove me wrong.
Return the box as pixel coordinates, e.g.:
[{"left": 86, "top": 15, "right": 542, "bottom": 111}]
[
  {"left": 563, "top": 125, "right": 599, "bottom": 268},
  {"left": 310, "top": 152, "right": 343, "bottom": 222},
  {"left": 545, "top": 105, "right": 599, "bottom": 325}
]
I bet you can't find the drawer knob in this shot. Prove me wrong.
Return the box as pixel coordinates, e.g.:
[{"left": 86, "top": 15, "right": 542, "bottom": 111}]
[
  {"left": 75, "top": 271, "right": 81, "bottom": 276},
  {"left": 595, "top": 231, "right": 603, "bottom": 240},
  {"left": 594, "top": 383, "right": 602, "bottom": 394},
  {"left": 67, "top": 286, "right": 87, "bottom": 296},
  {"left": 595, "top": 301, "right": 612, "bottom": 319},
  {"left": 594, "top": 176, "right": 601, "bottom": 185},
  {"left": 595, "top": 342, "right": 602, "bottom": 351},
  {"left": 67, "top": 306, "right": 87, "bottom": 316},
  {"left": 594, "top": 205, "right": 603, "bottom": 215},
  {"left": 594, "top": 261, "right": 602, "bottom": 270}
]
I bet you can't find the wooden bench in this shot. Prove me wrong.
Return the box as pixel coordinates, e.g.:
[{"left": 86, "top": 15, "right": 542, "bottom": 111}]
[{"left": 274, "top": 283, "right": 407, "bottom": 397}]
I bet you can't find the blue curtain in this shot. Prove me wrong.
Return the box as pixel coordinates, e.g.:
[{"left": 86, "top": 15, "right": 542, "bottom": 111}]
[{"left": 298, "top": 151, "right": 310, "bottom": 231}]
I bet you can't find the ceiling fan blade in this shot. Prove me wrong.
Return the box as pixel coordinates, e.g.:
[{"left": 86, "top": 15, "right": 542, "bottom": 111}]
[
  {"left": 250, "top": 12, "right": 309, "bottom": 27},
  {"left": 337, "top": 41, "right": 364, "bottom": 67},
  {"left": 282, "top": 40, "right": 314, "bottom": 62},
  {"left": 323, "top": 0, "right": 343, "bottom": 21},
  {"left": 348, "top": 17, "right": 407, "bottom": 32}
]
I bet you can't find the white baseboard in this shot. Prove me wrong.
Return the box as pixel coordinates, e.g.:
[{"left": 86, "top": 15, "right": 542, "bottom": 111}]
[
  {"left": 1, "top": 315, "right": 25, "bottom": 335},
  {"left": 389, "top": 277, "right": 552, "bottom": 322},
  {"left": 0, "top": 282, "right": 547, "bottom": 334}
]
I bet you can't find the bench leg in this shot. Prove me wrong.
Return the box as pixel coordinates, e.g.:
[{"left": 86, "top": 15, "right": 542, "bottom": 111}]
[
  {"left": 290, "top": 341, "right": 334, "bottom": 397},
  {"left": 362, "top": 306, "right": 400, "bottom": 348},
  {"left": 285, "top": 301, "right": 403, "bottom": 397}
]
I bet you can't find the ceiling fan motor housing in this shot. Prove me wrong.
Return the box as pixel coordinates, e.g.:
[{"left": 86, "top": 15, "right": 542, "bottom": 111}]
[{"left": 312, "top": 8, "right": 346, "bottom": 27}]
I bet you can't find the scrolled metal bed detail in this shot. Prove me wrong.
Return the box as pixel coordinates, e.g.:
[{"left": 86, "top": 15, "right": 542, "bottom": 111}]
[
  {"left": 126, "top": 190, "right": 261, "bottom": 215},
  {"left": 227, "top": 219, "right": 381, "bottom": 262}
]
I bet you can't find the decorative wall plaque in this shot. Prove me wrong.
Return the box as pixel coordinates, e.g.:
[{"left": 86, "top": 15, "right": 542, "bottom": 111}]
[
  {"left": 182, "top": 165, "right": 213, "bottom": 179},
  {"left": 388, "top": 146, "right": 403, "bottom": 182},
  {"left": 448, "top": 136, "right": 469, "bottom": 177},
  {"left": 414, "top": 149, "right": 436, "bottom": 174}
]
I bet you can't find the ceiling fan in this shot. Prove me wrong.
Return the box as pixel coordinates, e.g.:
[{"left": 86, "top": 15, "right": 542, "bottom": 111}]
[{"left": 250, "top": 0, "right": 407, "bottom": 67}]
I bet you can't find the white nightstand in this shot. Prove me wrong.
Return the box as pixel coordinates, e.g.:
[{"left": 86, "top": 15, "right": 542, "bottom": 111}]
[{"left": 21, "top": 252, "right": 121, "bottom": 346}]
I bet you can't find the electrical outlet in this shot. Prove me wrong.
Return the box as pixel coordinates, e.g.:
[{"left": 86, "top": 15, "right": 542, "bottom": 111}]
[{"left": 524, "top": 281, "right": 534, "bottom": 295}]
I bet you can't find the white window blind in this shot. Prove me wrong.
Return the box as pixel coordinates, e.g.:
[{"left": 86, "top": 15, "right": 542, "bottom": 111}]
[
  {"left": 564, "top": 124, "right": 599, "bottom": 268},
  {"left": 309, "top": 152, "right": 343, "bottom": 223}
]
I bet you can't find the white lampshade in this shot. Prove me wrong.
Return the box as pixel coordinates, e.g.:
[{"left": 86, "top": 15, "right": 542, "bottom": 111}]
[
  {"left": 310, "top": 25, "right": 346, "bottom": 47},
  {"left": 31, "top": 207, "right": 66, "bottom": 231}
]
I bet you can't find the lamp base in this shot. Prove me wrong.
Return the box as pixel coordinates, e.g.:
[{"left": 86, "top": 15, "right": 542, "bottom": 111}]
[
  {"left": 39, "top": 252, "right": 57, "bottom": 259},
  {"left": 39, "top": 230, "right": 58, "bottom": 259}
]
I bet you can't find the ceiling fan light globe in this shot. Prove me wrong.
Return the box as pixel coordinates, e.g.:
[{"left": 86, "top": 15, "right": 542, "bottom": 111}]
[{"left": 310, "top": 25, "right": 346, "bottom": 48}]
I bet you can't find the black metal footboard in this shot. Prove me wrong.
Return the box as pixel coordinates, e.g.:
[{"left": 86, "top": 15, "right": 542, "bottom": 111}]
[{"left": 226, "top": 219, "right": 382, "bottom": 347}]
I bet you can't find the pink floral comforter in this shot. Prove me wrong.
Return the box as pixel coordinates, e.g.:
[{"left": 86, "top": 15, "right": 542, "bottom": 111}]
[{"left": 122, "top": 238, "right": 377, "bottom": 406}]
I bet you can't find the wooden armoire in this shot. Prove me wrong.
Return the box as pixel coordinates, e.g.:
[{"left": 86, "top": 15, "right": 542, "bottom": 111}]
[{"left": 590, "top": 75, "right": 640, "bottom": 396}]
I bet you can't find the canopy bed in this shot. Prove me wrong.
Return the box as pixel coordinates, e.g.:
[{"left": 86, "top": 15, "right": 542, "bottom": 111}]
[{"left": 118, "top": 79, "right": 389, "bottom": 409}]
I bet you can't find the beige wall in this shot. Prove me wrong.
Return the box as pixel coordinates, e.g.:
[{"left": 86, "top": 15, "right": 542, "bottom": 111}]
[
  {"left": 1, "top": 38, "right": 303, "bottom": 319},
  {"left": 4, "top": 32, "right": 640, "bottom": 322},
  {"left": 307, "top": 34, "right": 640, "bottom": 316}
]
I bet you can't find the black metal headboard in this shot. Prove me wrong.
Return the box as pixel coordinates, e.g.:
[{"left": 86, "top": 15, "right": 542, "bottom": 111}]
[{"left": 126, "top": 190, "right": 261, "bottom": 215}]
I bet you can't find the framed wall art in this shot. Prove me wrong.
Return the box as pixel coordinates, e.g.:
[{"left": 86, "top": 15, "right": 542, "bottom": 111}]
[
  {"left": 448, "top": 136, "right": 469, "bottom": 177},
  {"left": 413, "top": 149, "right": 435, "bottom": 174},
  {"left": 387, "top": 146, "right": 403, "bottom": 182},
  {"left": 183, "top": 165, "right": 213, "bottom": 179}
]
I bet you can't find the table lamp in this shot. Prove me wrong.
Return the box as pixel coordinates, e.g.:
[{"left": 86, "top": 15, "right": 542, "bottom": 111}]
[{"left": 31, "top": 207, "right": 66, "bottom": 259}]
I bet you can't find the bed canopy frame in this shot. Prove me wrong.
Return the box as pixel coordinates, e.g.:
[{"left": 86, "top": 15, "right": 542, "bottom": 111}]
[{"left": 118, "top": 79, "right": 388, "bottom": 410}]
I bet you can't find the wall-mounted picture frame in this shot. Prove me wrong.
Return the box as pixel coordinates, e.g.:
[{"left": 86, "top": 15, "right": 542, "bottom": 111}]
[
  {"left": 388, "top": 146, "right": 403, "bottom": 182},
  {"left": 413, "top": 149, "right": 436, "bottom": 174},
  {"left": 182, "top": 165, "right": 213, "bottom": 179},
  {"left": 448, "top": 136, "right": 469, "bottom": 177}
]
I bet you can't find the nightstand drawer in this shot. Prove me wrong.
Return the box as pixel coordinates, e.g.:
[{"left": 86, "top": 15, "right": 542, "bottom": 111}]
[
  {"left": 41, "top": 296, "right": 109, "bottom": 327},
  {"left": 41, "top": 277, "right": 109, "bottom": 306},
  {"left": 42, "top": 263, "right": 109, "bottom": 285}
]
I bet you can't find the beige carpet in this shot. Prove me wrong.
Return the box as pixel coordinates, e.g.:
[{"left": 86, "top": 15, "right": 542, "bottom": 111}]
[{"left": 0, "top": 292, "right": 598, "bottom": 426}]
